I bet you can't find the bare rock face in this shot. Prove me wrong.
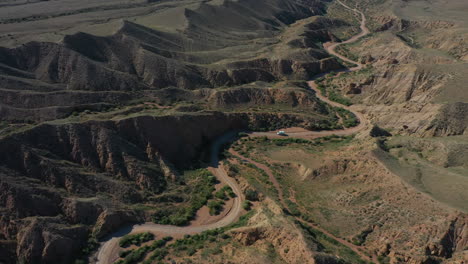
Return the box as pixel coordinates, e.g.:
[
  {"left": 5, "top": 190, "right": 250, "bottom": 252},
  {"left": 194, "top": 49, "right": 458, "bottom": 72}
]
[
  {"left": 425, "top": 215, "right": 468, "bottom": 259},
  {"left": 346, "top": 83, "right": 362, "bottom": 94},
  {"left": 0, "top": 108, "right": 337, "bottom": 262},
  {"left": 426, "top": 102, "right": 468, "bottom": 136},
  {"left": 207, "top": 86, "right": 329, "bottom": 111},
  {"left": 233, "top": 226, "right": 267, "bottom": 246},
  {"left": 0, "top": 0, "right": 352, "bottom": 122},
  {"left": 16, "top": 217, "right": 88, "bottom": 264},
  {"left": 61, "top": 198, "right": 103, "bottom": 225},
  {"left": 92, "top": 210, "right": 138, "bottom": 239},
  {"left": 305, "top": 159, "right": 357, "bottom": 180},
  {"left": 230, "top": 202, "right": 348, "bottom": 264}
]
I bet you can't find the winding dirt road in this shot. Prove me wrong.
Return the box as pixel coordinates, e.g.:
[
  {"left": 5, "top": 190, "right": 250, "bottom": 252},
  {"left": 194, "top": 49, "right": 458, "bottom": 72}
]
[
  {"left": 326, "top": 0, "right": 370, "bottom": 71},
  {"left": 95, "top": 1, "right": 371, "bottom": 263},
  {"left": 252, "top": 0, "right": 369, "bottom": 139},
  {"left": 95, "top": 133, "right": 244, "bottom": 264},
  {"left": 229, "top": 150, "right": 378, "bottom": 263},
  {"left": 232, "top": 4, "right": 376, "bottom": 261}
]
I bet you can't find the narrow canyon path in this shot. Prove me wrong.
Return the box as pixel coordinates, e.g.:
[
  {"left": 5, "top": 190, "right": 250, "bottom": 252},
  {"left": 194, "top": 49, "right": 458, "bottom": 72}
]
[
  {"left": 95, "top": 1, "right": 371, "bottom": 263},
  {"left": 95, "top": 132, "right": 244, "bottom": 264}
]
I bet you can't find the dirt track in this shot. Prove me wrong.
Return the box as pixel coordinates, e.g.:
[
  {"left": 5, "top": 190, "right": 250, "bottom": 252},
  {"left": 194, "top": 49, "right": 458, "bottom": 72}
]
[
  {"left": 229, "top": 149, "right": 378, "bottom": 263},
  {"left": 95, "top": 1, "right": 371, "bottom": 263},
  {"left": 252, "top": 0, "right": 369, "bottom": 139},
  {"left": 95, "top": 132, "right": 243, "bottom": 264},
  {"left": 234, "top": 3, "right": 377, "bottom": 260}
]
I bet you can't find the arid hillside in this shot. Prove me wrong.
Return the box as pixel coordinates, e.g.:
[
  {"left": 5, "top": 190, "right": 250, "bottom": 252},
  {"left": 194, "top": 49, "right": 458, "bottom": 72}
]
[
  {"left": 0, "top": 0, "right": 467, "bottom": 264},
  {"left": 0, "top": 0, "right": 360, "bottom": 122}
]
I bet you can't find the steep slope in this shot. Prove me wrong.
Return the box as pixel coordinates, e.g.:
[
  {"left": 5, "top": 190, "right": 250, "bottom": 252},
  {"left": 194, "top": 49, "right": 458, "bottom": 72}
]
[{"left": 0, "top": 0, "right": 356, "bottom": 122}]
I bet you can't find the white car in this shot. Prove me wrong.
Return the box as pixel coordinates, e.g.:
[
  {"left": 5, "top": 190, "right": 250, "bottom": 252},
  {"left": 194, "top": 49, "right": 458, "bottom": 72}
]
[{"left": 276, "top": 130, "right": 286, "bottom": 136}]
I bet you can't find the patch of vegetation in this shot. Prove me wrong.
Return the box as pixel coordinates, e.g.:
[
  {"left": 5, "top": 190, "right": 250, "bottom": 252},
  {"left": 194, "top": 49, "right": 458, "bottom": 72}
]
[
  {"left": 335, "top": 45, "right": 360, "bottom": 62},
  {"left": 118, "top": 237, "right": 172, "bottom": 264},
  {"left": 351, "top": 228, "right": 373, "bottom": 246},
  {"left": 73, "top": 235, "right": 99, "bottom": 264},
  {"left": 315, "top": 74, "right": 358, "bottom": 107},
  {"left": 297, "top": 221, "right": 367, "bottom": 264},
  {"left": 115, "top": 246, "right": 152, "bottom": 264},
  {"left": 242, "top": 200, "right": 252, "bottom": 210},
  {"left": 118, "top": 210, "right": 255, "bottom": 263},
  {"left": 335, "top": 107, "right": 359, "bottom": 127},
  {"left": 215, "top": 185, "right": 236, "bottom": 200},
  {"left": 284, "top": 199, "right": 302, "bottom": 217},
  {"left": 208, "top": 200, "right": 225, "bottom": 215},
  {"left": 377, "top": 255, "right": 390, "bottom": 264},
  {"left": 244, "top": 189, "right": 259, "bottom": 201},
  {"left": 119, "top": 232, "right": 155, "bottom": 248},
  {"left": 141, "top": 248, "right": 168, "bottom": 264},
  {"left": 226, "top": 210, "right": 256, "bottom": 229},
  {"left": 376, "top": 138, "right": 389, "bottom": 152},
  {"left": 272, "top": 138, "right": 312, "bottom": 146},
  {"left": 161, "top": 212, "right": 255, "bottom": 261},
  {"left": 238, "top": 132, "right": 249, "bottom": 137},
  {"left": 152, "top": 169, "right": 217, "bottom": 226},
  {"left": 328, "top": 89, "right": 353, "bottom": 106},
  {"left": 247, "top": 116, "right": 302, "bottom": 132}
]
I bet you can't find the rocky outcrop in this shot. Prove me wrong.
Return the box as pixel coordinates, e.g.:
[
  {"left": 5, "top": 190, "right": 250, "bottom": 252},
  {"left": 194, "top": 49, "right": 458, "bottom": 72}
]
[
  {"left": 16, "top": 217, "right": 88, "bottom": 264},
  {"left": 425, "top": 215, "right": 468, "bottom": 259},
  {"left": 207, "top": 86, "right": 327, "bottom": 110},
  {"left": 0, "top": 108, "right": 336, "bottom": 263},
  {"left": 303, "top": 159, "right": 357, "bottom": 180},
  {"left": 425, "top": 102, "right": 468, "bottom": 136},
  {"left": 345, "top": 83, "right": 362, "bottom": 94},
  {"left": 231, "top": 201, "right": 316, "bottom": 264},
  {"left": 92, "top": 210, "right": 139, "bottom": 239},
  {"left": 372, "top": 16, "right": 455, "bottom": 33},
  {"left": 0, "top": 0, "right": 350, "bottom": 122}
]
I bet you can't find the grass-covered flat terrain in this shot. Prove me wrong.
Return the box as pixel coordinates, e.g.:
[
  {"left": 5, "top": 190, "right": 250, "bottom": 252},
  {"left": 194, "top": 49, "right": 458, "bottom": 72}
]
[{"left": 376, "top": 135, "right": 468, "bottom": 212}]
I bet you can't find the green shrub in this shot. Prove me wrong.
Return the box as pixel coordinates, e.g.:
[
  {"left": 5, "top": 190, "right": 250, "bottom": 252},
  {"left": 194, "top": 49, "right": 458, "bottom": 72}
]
[
  {"left": 215, "top": 189, "right": 228, "bottom": 200},
  {"left": 142, "top": 249, "right": 168, "bottom": 264},
  {"left": 81, "top": 237, "right": 99, "bottom": 255},
  {"left": 117, "top": 246, "right": 151, "bottom": 264},
  {"left": 187, "top": 247, "right": 197, "bottom": 256},
  {"left": 221, "top": 185, "right": 236, "bottom": 198},
  {"left": 238, "top": 132, "right": 249, "bottom": 137},
  {"left": 151, "top": 239, "right": 167, "bottom": 249},
  {"left": 328, "top": 90, "right": 352, "bottom": 106},
  {"left": 119, "top": 232, "right": 154, "bottom": 248},
  {"left": 244, "top": 189, "right": 259, "bottom": 201},
  {"left": 242, "top": 201, "right": 252, "bottom": 210},
  {"left": 208, "top": 200, "right": 224, "bottom": 215},
  {"left": 153, "top": 169, "right": 216, "bottom": 226},
  {"left": 376, "top": 138, "right": 389, "bottom": 152},
  {"left": 214, "top": 185, "right": 236, "bottom": 200},
  {"left": 119, "top": 249, "right": 133, "bottom": 258},
  {"left": 285, "top": 199, "right": 301, "bottom": 217}
]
